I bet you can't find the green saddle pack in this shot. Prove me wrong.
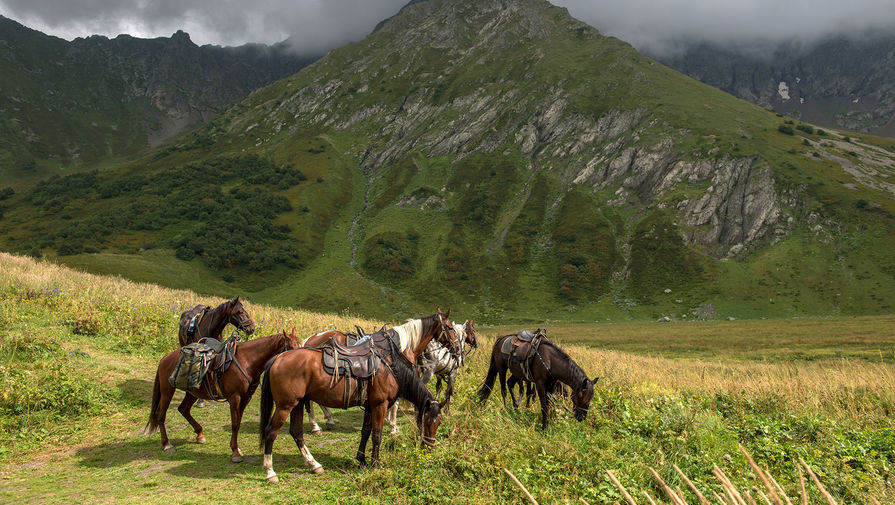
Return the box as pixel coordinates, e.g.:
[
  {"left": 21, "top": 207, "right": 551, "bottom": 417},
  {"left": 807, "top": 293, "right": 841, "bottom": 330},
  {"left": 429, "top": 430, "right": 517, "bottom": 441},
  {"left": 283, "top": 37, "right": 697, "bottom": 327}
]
[{"left": 168, "top": 341, "right": 218, "bottom": 392}]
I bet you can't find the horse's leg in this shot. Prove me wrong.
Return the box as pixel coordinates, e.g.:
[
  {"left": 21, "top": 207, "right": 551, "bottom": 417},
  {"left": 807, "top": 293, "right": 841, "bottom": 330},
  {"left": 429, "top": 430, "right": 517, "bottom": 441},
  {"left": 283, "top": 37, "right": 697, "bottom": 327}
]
[
  {"left": 306, "top": 402, "right": 322, "bottom": 434},
  {"left": 434, "top": 375, "right": 444, "bottom": 402},
  {"left": 290, "top": 402, "right": 323, "bottom": 474},
  {"left": 443, "top": 369, "right": 458, "bottom": 413},
  {"left": 321, "top": 405, "right": 335, "bottom": 430},
  {"left": 369, "top": 402, "right": 387, "bottom": 467},
  {"left": 356, "top": 408, "right": 373, "bottom": 466},
  {"left": 177, "top": 393, "right": 205, "bottom": 444},
  {"left": 507, "top": 375, "right": 521, "bottom": 409},
  {"left": 525, "top": 381, "right": 534, "bottom": 408},
  {"left": 535, "top": 381, "right": 550, "bottom": 431},
  {"left": 262, "top": 405, "right": 291, "bottom": 484},
  {"left": 157, "top": 385, "right": 177, "bottom": 453},
  {"left": 386, "top": 403, "right": 399, "bottom": 435},
  {"left": 228, "top": 394, "right": 247, "bottom": 462},
  {"left": 498, "top": 368, "right": 508, "bottom": 408}
]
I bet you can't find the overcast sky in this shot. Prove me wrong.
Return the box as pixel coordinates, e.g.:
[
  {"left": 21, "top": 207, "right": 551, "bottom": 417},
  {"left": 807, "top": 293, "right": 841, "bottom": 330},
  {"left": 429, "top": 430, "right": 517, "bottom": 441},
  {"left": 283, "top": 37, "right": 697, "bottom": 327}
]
[{"left": 2, "top": 0, "right": 894, "bottom": 54}]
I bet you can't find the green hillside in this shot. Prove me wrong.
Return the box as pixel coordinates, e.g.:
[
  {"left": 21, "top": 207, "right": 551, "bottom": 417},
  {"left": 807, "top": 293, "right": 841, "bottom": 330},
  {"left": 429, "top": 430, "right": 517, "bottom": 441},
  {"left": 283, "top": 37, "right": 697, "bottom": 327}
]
[
  {"left": 4, "top": 0, "right": 895, "bottom": 321},
  {"left": 0, "top": 15, "right": 315, "bottom": 187}
]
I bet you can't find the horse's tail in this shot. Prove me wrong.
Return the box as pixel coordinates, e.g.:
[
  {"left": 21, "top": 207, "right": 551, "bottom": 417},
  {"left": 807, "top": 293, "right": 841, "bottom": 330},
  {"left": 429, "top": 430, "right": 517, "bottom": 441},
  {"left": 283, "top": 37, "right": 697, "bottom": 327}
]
[
  {"left": 477, "top": 351, "right": 498, "bottom": 402},
  {"left": 142, "top": 371, "right": 161, "bottom": 436},
  {"left": 258, "top": 364, "right": 275, "bottom": 450}
]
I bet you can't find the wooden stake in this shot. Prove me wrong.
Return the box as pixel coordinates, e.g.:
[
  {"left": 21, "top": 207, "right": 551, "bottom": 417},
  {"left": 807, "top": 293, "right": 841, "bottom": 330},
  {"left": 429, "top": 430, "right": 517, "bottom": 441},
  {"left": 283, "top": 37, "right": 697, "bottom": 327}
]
[
  {"left": 798, "top": 458, "right": 838, "bottom": 505},
  {"left": 606, "top": 469, "right": 639, "bottom": 505},
  {"left": 674, "top": 464, "right": 712, "bottom": 505},
  {"left": 796, "top": 466, "right": 807, "bottom": 505},
  {"left": 503, "top": 468, "right": 539, "bottom": 505},
  {"left": 738, "top": 444, "right": 784, "bottom": 505},
  {"left": 649, "top": 467, "right": 687, "bottom": 505}
]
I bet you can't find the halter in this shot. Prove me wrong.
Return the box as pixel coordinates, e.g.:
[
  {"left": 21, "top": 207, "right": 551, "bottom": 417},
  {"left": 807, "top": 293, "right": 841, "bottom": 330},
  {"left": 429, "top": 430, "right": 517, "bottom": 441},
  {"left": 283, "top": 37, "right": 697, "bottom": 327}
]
[
  {"left": 421, "top": 434, "right": 437, "bottom": 447},
  {"left": 436, "top": 315, "right": 461, "bottom": 361},
  {"left": 229, "top": 310, "right": 255, "bottom": 338}
]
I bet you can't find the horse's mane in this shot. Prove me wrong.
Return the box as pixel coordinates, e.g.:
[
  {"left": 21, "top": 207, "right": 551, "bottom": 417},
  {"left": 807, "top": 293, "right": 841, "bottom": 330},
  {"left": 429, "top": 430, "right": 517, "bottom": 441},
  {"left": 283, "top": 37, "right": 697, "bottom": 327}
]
[
  {"left": 391, "top": 318, "right": 423, "bottom": 351},
  {"left": 544, "top": 339, "right": 589, "bottom": 391},
  {"left": 387, "top": 346, "right": 434, "bottom": 416}
]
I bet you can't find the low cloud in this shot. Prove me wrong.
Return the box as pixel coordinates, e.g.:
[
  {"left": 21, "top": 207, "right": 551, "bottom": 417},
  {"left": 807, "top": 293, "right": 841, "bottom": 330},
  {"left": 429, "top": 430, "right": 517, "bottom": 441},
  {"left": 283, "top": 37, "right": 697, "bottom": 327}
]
[{"left": 2, "top": 0, "right": 894, "bottom": 55}]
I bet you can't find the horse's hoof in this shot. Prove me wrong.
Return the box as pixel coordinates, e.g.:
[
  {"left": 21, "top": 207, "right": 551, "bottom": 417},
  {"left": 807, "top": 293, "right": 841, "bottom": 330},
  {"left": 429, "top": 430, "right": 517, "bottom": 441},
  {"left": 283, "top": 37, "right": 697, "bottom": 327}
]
[
  {"left": 265, "top": 474, "right": 279, "bottom": 484},
  {"left": 163, "top": 444, "right": 176, "bottom": 454},
  {"left": 196, "top": 435, "right": 206, "bottom": 444},
  {"left": 195, "top": 400, "right": 205, "bottom": 408},
  {"left": 312, "top": 465, "right": 325, "bottom": 475},
  {"left": 389, "top": 427, "right": 399, "bottom": 436},
  {"left": 231, "top": 455, "right": 244, "bottom": 463},
  {"left": 310, "top": 424, "right": 322, "bottom": 434}
]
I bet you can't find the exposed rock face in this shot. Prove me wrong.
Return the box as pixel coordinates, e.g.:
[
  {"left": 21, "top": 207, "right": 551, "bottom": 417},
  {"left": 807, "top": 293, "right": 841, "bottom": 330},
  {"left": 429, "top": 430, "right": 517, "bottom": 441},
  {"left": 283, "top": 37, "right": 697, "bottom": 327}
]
[
  {"left": 0, "top": 16, "right": 316, "bottom": 164},
  {"left": 230, "top": 0, "right": 792, "bottom": 259},
  {"left": 650, "top": 34, "right": 895, "bottom": 137}
]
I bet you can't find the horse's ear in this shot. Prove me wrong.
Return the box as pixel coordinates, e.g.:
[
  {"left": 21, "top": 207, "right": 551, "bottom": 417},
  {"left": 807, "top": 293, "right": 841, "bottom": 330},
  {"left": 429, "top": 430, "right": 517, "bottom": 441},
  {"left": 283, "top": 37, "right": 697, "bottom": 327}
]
[
  {"left": 444, "top": 308, "right": 451, "bottom": 319},
  {"left": 592, "top": 376, "right": 599, "bottom": 384},
  {"left": 234, "top": 296, "right": 242, "bottom": 303},
  {"left": 291, "top": 326, "right": 297, "bottom": 338},
  {"left": 438, "top": 399, "right": 447, "bottom": 409}
]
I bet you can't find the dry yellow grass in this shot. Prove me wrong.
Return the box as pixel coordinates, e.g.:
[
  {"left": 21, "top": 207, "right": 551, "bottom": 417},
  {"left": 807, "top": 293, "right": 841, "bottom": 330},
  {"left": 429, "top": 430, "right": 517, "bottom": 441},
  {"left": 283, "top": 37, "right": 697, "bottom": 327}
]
[{"left": 0, "top": 252, "right": 385, "bottom": 339}]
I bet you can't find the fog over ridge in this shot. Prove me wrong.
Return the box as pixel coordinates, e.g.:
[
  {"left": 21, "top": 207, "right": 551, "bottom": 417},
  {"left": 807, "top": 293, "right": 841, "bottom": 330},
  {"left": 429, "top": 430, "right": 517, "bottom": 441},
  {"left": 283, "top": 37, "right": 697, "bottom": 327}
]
[{"left": 1, "top": 0, "right": 894, "bottom": 55}]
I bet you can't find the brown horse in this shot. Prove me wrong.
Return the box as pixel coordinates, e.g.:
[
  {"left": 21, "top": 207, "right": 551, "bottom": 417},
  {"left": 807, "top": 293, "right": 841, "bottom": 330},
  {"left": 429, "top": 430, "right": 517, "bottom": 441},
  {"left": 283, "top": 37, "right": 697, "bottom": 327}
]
[
  {"left": 143, "top": 328, "right": 301, "bottom": 462},
  {"left": 258, "top": 341, "right": 443, "bottom": 482},
  {"left": 477, "top": 332, "right": 597, "bottom": 430},
  {"left": 418, "top": 318, "right": 480, "bottom": 412},
  {"left": 301, "top": 309, "right": 459, "bottom": 433},
  {"left": 178, "top": 297, "right": 256, "bottom": 347}
]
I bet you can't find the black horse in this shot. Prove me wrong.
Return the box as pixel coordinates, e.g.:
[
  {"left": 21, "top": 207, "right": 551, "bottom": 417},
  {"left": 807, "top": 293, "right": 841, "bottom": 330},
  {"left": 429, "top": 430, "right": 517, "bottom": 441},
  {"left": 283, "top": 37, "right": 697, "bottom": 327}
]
[{"left": 478, "top": 330, "right": 597, "bottom": 430}]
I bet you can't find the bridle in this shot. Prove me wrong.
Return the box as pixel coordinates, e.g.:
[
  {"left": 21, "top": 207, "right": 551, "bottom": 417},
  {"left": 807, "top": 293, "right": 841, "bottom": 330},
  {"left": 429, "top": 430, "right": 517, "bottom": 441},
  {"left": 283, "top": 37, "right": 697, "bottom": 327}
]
[
  {"left": 229, "top": 309, "right": 255, "bottom": 337},
  {"left": 436, "top": 315, "right": 461, "bottom": 361}
]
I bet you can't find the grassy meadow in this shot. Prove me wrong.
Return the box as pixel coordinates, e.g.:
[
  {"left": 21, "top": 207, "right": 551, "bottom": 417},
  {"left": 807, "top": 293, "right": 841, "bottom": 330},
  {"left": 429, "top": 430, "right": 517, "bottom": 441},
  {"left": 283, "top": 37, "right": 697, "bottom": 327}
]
[{"left": 1, "top": 252, "right": 893, "bottom": 504}]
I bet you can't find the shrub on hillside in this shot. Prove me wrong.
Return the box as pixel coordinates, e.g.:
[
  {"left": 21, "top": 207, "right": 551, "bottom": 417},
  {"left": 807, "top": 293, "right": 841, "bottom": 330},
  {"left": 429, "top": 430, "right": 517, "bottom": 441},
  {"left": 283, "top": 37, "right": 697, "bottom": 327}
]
[{"left": 778, "top": 125, "right": 795, "bottom": 135}]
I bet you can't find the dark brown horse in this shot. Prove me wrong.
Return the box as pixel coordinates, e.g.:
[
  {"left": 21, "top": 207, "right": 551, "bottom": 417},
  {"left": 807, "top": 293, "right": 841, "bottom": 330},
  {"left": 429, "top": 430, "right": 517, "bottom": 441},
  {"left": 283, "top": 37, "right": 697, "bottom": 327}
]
[
  {"left": 300, "top": 309, "right": 459, "bottom": 433},
  {"left": 477, "top": 333, "right": 597, "bottom": 430},
  {"left": 258, "top": 341, "right": 443, "bottom": 482},
  {"left": 178, "top": 297, "right": 256, "bottom": 347},
  {"left": 143, "top": 328, "right": 301, "bottom": 462}
]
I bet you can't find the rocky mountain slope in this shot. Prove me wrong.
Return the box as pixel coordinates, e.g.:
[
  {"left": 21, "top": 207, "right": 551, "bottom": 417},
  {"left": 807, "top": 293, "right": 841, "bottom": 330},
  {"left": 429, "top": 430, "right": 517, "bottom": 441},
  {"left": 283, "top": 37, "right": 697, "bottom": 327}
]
[
  {"left": 0, "top": 15, "right": 316, "bottom": 183},
  {"left": 4, "top": 0, "right": 895, "bottom": 321},
  {"left": 650, "top": 34, "right": 895, "bottom": 137}
]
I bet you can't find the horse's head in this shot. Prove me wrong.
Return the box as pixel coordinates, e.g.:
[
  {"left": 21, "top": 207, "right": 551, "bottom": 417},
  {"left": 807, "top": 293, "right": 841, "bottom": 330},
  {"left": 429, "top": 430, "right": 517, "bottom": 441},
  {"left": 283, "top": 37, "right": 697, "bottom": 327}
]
[
  {"left": 418, "top": 398, "right": 443, "bottom": 449},
  {"left": 464, "top": 319, "right": 479, "bottom": 348},
  {"left": 283, "top": 327, "right": 301, "bottom": 351},
  {"left": 435, "top": 310, "right": 461, "bottom": 360},
  {"left": 229, "top": 297, "right": 256, "bottom": 335},
  {"left": 572, "top": 376, "right": 598, "bottom": 422}
]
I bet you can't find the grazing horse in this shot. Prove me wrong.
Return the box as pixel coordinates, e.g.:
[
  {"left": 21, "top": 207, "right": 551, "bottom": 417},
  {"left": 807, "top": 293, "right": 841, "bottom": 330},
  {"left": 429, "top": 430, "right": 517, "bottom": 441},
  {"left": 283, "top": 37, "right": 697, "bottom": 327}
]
[
  {"left": 258, "top": 340, "right": 443, "bottom": 482},
  {"left": 418, "top": 319, "right": 479, "bottom": 411},
  {"left": 143, "top": 328, "right": 301, "bottom": 462},
  {"left": 178, "top": 297, "right": 256, "bottom": 347},
  {"left": 477, "top": 332, "right": 597, "bottom": 430},
  {"left": 301, "top": 310, "right": 459, "bottom": 434}
]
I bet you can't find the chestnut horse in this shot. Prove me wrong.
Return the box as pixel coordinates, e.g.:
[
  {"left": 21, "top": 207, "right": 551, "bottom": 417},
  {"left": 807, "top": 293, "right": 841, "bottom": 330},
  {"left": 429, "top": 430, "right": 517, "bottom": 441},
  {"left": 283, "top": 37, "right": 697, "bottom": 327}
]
[
  {"left": 178, "top": 297, "right": 256, "bottom": 347},
  {"left": 477, "top": 333, "right": 597, "bottom": 430},
  {"left": 258, "top": 340, "right": 443, "bottom": 482},
  {"left": 301, "top": 310, "right": 459, "bottom": 433},
  {"left": 143, "top": 328, "right": 301, "bottom": 462}
]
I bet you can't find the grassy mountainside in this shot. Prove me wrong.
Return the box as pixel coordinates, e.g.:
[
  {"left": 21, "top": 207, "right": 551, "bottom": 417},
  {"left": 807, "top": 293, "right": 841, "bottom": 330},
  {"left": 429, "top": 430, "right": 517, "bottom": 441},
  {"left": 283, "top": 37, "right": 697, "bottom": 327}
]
[
  {"left": 0, "top": 15, "right": 316, "bottom": 187},
  {"left": 4, "top": 0, "right": 895, "bottom": 321},
  {"left": 1, "top": 253, "right": 893, "bottom": 503}
]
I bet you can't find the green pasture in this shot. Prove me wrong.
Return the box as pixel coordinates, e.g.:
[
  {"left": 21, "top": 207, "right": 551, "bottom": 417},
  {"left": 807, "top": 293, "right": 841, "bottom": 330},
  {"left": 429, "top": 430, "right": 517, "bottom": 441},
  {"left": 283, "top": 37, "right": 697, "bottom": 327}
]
[{"left": 2, "top": 264, "right": 894, "bottom": 504}]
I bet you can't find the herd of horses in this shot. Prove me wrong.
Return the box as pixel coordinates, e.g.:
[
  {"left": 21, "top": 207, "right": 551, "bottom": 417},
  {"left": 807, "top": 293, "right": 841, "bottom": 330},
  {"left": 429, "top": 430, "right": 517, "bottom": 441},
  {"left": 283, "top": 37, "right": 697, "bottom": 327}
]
[{"left": 142, "top": 298, "right": 597, "bottom": 482}]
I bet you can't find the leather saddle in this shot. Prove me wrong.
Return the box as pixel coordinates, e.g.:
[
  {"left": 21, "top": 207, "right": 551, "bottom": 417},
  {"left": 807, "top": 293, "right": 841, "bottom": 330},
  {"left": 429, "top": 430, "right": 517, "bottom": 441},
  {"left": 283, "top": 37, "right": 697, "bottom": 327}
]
[
  {"left": 322, "top": 336, "right": 382, "bottom": 380},
  {"left": 500, "top": 329, "right": 546, "bottom": 380}
]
